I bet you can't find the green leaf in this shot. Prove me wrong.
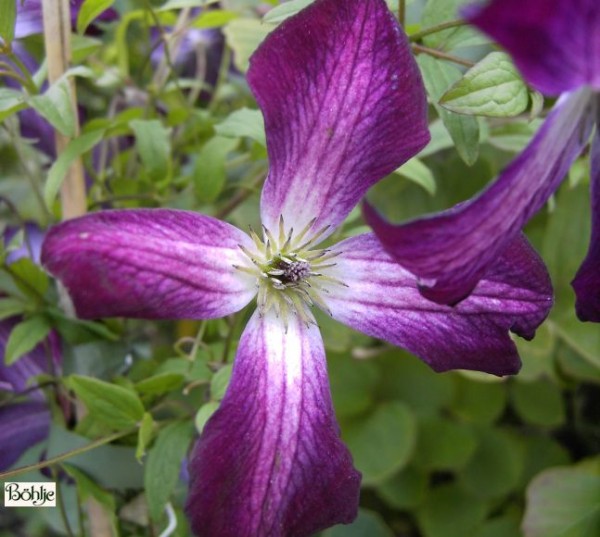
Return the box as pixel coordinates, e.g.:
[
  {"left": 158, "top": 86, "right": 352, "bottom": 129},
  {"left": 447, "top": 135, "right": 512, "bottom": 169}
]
[
  {"left": 130, "top": 119, "right": 171, "bottom": 183},
  {"left": 8, "top": 257, "right": 49, "bottom": 298},
  {"left": 135, "top": 372, "right": 185, "bottom": 396},
  {"left": 523, "top": 459, "right": 600, "bottom": 537},
  {"left": 77, "top": 0, "right": 116, "bottom": 34},
  {"left": 195, "top": 401, "right": 219, "bottom": 434},
  {"left": 418, "top": 55, "right": 480, "bottom": 165},
  {"left": 328, "top": 351, "right": 379, "bottom": 418},
  {"left": 215, "top": 108, "right": 266, "bottom": 146},
  {"left": 0, "top": 87, "right": 27, "bottom": 121},
  {"left": 263, "top": 0, "right": 314, "bottom": 23},
  {"left": 421, "top": 0, "right": 488, "bottom": 51},
  {"left": 414, "top": 417, "right": 478, "bottom": 471},
  {"left": 62, "top": 464, "right": 117, "bottom": 534},
  {"left": 29, "top": 78, "right": 76, "bottom": 137},
  {"left": 440, "top": 52, "right": 528, "bottom": 117},
  {"left": 394, "top": 157, "right": 437, "bottom": 195},
  {"left": 459, "top": 427, "right": 524, "bottom": 499},
  {"left": 47, "top": 426, "right": 143, "bottom": 490},
  {"left": 4, "top": 316, "right": 51, "bottom": 365},
  {"left": 417, "top": 483, "right": 488, "bottom": 537},
  {"left": 0, "top": 0, "right": 17, "bottom": 44},
  {"left": 377, "top": 466, "right": 428, "bottom": 510},
  {"left": 210, "top": 364, "right": 232, "bottom": 401},
  {"left": 223, "top": 18, "right": 272, "bottom": 73},
  {"left": 511, "top": 378, "right": 566, "bottom": 427},
  {"left": 145, "top": 421, "right": 195, "bottom": 520},
  {"left": 45, "top": 129, "right": 106, "bottom": 208},
  {"left": 136, "top": 412, "right": 155, "bottom": 461},
  {"left": 68, "top": 375, "right": 145, "bottom": 430},
  {"left": 343, "top": 401, "right": 416, "bottom": 485},
  {"left": 0, "top": 297, "right": 26, "bottom": 320},
  {"left": 194, "top": 136, "right": 239, "bottom": 203},
  {"left": 158, "top": 0, "right": 205, "bottom": 10},
  {"left": 192, "top": 9, "right": 238, "bottom": 28},
  {"left": 450, "top": 376, "right": 506, "bottom": 423},
  {"left": 323, "top": 509, "right": 395, "bottom": 537}
]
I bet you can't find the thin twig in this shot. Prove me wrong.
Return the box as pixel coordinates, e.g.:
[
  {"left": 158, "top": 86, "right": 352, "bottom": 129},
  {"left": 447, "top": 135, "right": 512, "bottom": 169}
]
[
  {"left": 409, "top": 19, "right": 467, "bottom": 42},
  {"left": 411, "top": 43, "right": 475, "bottom": 68},
  {"left": 398, "top": 0, "right": 405, "bottom": 27},
  {"left": 215, "top": 169, "right": 266, "bottom": 219},
  {"left": 0, "top": 427, "right": 137, "bottom": 480}
]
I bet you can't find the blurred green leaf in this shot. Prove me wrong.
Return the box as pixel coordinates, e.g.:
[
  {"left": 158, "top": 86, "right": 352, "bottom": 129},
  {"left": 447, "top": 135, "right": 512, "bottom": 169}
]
[
  {"left": 511, "top": 378, "right": 566, "bottom": 428},
  {"left": 224, "top": 18, "right": 272, "bottom": 72},
  {"left": 451, "top": 376, "right": 506, "bottom": 423},
  {"left": 414, "top": 417, "right": 478, "bottom": 470},
  {"left": 4, "top": 315, "right": 50, "bottom": 365},
  {"left": 460, "top": 427, "right": 524, "bottom": 499},
  {"left": 192, "top": 9, "right": 239, "bottom": 28},
  {"left": 194, "top": 136, "right": 239, "bottom": 202},
  {"left": 323, "top": 509, "right": 394, "bottom": 537},
  {"left": 215, "top": 108, "right": 266, "bottom": 146},
  {"left": 130, "top": 119, "right": 171, "bottom": 183},
  {"left": 328, "top": 352, "right": 379, "bottom": 418},
  {"left": 48, "top": 426, "right": 143, "bottom": 490},
  {"left": 8, "top": 257, "right": 49, "bottom": 298},
  {"left": 0, "top": 0, "right": 17, "bottom": 44},
  {"left": 421, "top": 0, "right": 488, "bottom": 51},
  {"left": 263, "top": 0, "right": 314, "bottom": 23},
  {"left": 474, "top": 514, "right": 521, "bottom": 537},
  {"left": 417, "top": 483, "right": 489, "bottom": 537},
  {"left": 394, "top": 157, "right": 437, "bottom": 195},
  {"left": 145, "top": 421, "right": 195, "bottom": 521},
  {"left": 77, "top": 0, "right": 116, "bottom": 34},
  {"left": 377, "top": 466, "right": 428, "bottom": 510},
  {"left": 0, "top": 297, "right": 26, "bottom": 320},
  {"left": 418, "top": 55, "right": 480, "bottom": 165},
  {"left": 519, "top": 435, "right": 570, "bottom": 487},
  {"left": 68, "top": 375, "right": 145, "bottom": 430},
  {"left": 440, "top": 52, "right": 528, "bottom": 117},
  {"left": 487, "top": 120, "right": 541, "bottom": 153},
  {"left": 523, "top": 458, "right": 600, "bottom": 537},
  {"left": 195, "top": 401, "right": 220, "bottom": 434},
  {"left": 0, "top": 87, "right": 27, "bottom": 121},
  {"left": 45, "top": 128, "right": 106, "bottom": 208},
  {"left": 210, "top": 364, "right": 232, "bottom": 401},
  {"left": 136, "top": 412, "right": 155, "bottom": 461},
  {"left": 62, "top": 464, "right": 117, "bottom": 533},
  {"left": 343, "top": 401, "right": 416, "bottom": 485},
  {"left": 135, "top": 372, "right": 185, "bottom": 396},
  {"left": 29, "top": 78, "right": 76, "bottom": 137}
]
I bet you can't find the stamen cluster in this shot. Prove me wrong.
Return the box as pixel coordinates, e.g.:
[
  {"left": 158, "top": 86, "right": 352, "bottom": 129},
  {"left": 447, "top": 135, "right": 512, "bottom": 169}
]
[{"left": 234, "top": 216, "right": 345, "bottom": 327}]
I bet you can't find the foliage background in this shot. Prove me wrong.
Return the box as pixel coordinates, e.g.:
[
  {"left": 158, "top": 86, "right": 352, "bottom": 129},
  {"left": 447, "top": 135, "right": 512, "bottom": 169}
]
[{"left": 0, "top": 0, "right": 599, "bottom": 536}]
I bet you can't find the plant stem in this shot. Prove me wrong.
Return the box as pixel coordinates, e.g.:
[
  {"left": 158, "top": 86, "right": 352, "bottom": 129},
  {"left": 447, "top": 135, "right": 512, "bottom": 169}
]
[
  {"left": 215, "top": 167, "right": 266, "bottom": 219},
  {"left": 41, "top": 0, "right": 87, "bottom": 219},
  {"left": 0, "top": 427, "right": 137, "bottom": 480},
  {"left": 54, "top": 468, "right": 76, "bottom": 537},
  {"left": 398, "top": 0, "right": 405, "bottom": 27},
  {"left": 7, "top": 51, "right": 39, "bottom": 94},
  {"left": 409, "top": 19, "right": 467, "bottom": 42},
  {"left": 411, "top": 43, "right": 475, "bottom": 68}
]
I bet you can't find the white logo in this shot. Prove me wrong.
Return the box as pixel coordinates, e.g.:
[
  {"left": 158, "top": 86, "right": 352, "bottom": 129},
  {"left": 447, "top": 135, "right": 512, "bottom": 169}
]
[{"left": 3, "top": 482, "right": 56, "bottom": 507}]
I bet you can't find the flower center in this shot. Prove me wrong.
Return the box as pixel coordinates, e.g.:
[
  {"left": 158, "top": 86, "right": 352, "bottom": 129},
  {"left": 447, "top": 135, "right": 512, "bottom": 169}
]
[{"left": 233, "top": 216, "right": 345, "bottom": 327}]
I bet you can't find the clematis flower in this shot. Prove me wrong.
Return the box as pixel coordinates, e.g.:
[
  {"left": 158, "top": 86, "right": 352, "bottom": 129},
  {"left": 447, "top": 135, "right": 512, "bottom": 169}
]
[
  {"left": 0, "top": 224, "right": 61, "bottom": 471},
  {"left": 41, "top": 0, "right": 553, "bottom": 534},
  {"left": 365, "top": 0, "right": 600, "bottom": 321}
]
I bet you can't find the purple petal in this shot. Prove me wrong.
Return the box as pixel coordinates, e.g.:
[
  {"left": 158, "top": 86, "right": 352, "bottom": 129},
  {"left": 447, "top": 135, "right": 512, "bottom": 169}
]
[
  {"left": 248, "top": 0, "right": 429, "bottom": 239},
  {"left": 321, "top": 233, "right": 552, "bottom": 376},
  {"left": 4, "top": 222, "right": 46, "bottom": 265},
  {"left": 186, "top": 310, "right": 360, "bottom": 537},
  {"left": 0, "top": 402, "right": 50, "bottom": 471},
  {"left": 366, "top": 88, "right": 595, "bottom": 306},
  {"left": 572, "top": 114, "right": 600, "bottom": 321},
  {"left": 465, "top": 0, "right": 600, "bottom": 95},
  {"left": 41, "top": 209, "right": 257, "bottom": 320}
]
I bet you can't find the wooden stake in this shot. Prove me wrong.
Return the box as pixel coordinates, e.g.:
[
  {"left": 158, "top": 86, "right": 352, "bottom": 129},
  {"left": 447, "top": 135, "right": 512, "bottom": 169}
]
[{"left": 41, "top": 0, "right": 86, "bottom": 219}]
